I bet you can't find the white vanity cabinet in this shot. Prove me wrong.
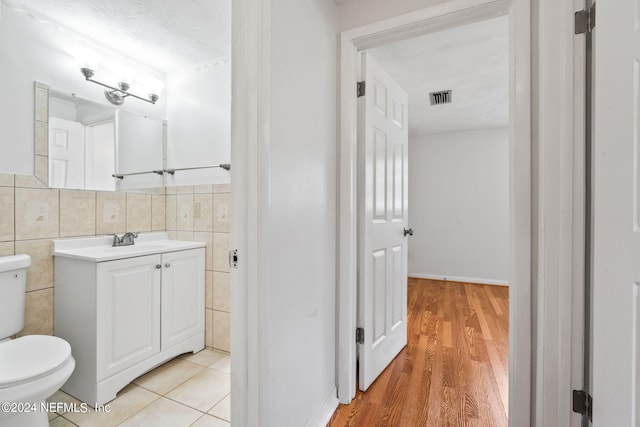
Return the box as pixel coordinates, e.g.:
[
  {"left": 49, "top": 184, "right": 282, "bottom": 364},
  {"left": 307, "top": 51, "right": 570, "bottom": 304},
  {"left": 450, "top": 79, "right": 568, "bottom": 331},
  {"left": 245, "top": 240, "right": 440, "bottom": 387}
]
[{"left": 53, "top": 235, "right": 205, "bottom": 406}]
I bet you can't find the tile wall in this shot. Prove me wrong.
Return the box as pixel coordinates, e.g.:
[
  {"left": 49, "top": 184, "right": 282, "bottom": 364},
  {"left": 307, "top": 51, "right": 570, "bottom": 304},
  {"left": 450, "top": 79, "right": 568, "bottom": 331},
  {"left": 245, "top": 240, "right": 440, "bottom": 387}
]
[
  {"left": 0, "top": 174, "right": 231, "bottom": 353},
  {"left": 165, "top": 184, "right": 231, "bottom": 353}
]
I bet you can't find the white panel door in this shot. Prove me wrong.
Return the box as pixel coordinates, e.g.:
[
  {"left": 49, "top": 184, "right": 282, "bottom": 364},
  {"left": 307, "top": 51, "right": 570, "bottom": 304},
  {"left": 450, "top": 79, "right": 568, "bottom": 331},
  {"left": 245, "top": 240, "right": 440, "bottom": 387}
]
[
  {"left": 593, "top": 1, "right": 640, "bottom": 424},
  {"left": 358, "top": 52, "right": 409, "bottom": 391},
  {"left": 49, "top": 117, "right": 85, "bottom": 188},
  {"left": 96, "top": 254, "right": 161, "bottom": 381},
  {"left": 161, "top": 249, "right": 205, "bottom": 349}
]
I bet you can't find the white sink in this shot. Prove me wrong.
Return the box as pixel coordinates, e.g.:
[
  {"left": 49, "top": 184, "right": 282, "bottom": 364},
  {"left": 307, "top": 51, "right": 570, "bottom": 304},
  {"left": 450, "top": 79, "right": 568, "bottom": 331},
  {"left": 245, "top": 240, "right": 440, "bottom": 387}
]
[
  {"left": 104, "top": 244, "right": 166, "bottom": 253},
  {"left": 52, "top": 233, "right": 206, "bottom": 262}
]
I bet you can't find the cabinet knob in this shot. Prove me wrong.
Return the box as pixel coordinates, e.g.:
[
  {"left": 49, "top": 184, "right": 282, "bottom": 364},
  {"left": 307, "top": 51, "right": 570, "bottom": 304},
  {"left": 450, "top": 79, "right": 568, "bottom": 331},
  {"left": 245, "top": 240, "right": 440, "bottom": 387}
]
[
  {"left": 155, "top": 264, "right": 161, "bottom": 269},
  {"left": 165, "top": 263, "right": 171, "bottom": 268}
]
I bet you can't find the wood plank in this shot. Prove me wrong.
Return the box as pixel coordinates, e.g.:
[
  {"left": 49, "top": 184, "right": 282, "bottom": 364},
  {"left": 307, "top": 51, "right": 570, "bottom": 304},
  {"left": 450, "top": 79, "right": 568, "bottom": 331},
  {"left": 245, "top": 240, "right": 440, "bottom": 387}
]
[{"left": 328, "top": 278, "right": 509, "bottom": 426}]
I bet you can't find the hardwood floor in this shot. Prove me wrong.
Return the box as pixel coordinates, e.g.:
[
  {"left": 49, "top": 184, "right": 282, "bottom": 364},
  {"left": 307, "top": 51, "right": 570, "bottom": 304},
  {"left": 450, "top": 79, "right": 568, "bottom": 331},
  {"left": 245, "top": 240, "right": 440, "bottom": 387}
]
[{"left": 328, "top": 278, "right": 509, "bottom": 427}]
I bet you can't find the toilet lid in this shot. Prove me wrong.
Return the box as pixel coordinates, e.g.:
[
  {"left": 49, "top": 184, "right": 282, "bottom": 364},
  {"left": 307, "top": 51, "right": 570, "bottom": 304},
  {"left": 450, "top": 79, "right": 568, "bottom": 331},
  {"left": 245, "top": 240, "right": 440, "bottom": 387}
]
[{"left": 0, "top": 335, "right": 72, "bottom": 388}]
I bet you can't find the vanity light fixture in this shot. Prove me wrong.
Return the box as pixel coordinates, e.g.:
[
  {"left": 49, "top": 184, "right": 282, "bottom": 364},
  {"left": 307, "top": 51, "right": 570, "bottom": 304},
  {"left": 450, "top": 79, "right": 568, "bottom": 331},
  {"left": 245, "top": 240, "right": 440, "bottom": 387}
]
[{"left": 79, "top": 67, "right": 163, "bottom": 105}]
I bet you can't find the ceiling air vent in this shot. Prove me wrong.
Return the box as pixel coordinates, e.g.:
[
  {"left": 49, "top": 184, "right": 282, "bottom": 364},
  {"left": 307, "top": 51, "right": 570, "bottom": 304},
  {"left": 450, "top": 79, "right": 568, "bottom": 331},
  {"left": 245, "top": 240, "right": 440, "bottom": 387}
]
[{"left": 429, "top": 90, "right": 452, "bottom": 106}]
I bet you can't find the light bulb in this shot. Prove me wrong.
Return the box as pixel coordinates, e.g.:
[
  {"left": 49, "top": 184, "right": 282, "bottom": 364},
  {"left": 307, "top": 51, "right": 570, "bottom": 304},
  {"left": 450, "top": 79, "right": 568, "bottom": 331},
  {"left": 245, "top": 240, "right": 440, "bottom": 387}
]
[
  {"left": 73, "top": 48, "right": 101, "bottom": 72},
  {"left": 113, "top": 65, "right": 135, "bottom": 86},
  {"left": 147, "top": 78, "right": 165, "bottom": 97}
]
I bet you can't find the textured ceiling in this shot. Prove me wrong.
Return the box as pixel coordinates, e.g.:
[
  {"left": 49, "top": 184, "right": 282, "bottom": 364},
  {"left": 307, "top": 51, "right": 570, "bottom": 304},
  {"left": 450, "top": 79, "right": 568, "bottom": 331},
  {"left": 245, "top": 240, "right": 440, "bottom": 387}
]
[
  {"left": 4, "top": 0, "right": 230, "bottom": 73},
  {"left": 368, "top": 15, "right": 508, "bottom": 136}
]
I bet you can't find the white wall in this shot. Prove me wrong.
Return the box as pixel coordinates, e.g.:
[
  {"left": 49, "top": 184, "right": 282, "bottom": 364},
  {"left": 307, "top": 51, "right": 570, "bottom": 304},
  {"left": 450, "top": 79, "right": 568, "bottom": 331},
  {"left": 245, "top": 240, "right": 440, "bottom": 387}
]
[
  {"left": 264, "top": 0, "right": 339, "bottom": 425},
  {"left": 115, "top": 110, "right": 164, "bottom": 190},
  {"left": 408, "top": 128, "right": 509, "bottom": 284},
  {"left": 0, "top": 3, "right": 166, "bottom": 176},
  {"left": 338, "top": 0, "right": 448, "bottom": 30},
  {"left": 166, "top": 58, "right": 231, "bottom": 186}
]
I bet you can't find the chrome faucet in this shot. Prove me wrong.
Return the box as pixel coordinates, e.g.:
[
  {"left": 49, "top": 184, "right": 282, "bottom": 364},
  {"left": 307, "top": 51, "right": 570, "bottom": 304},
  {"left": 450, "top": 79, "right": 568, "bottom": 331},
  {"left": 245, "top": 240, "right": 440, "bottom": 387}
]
[{"left": 112, "top": 232, "right": 139, "bottom": 247}]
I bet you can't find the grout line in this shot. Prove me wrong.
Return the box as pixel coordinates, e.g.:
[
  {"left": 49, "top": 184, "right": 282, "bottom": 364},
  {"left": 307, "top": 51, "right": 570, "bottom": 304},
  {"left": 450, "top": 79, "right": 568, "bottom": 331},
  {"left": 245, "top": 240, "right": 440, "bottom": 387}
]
[
  {"left": 190, "top": 414, "right": 206, "bottom": 426},
  {"left": 161, "top": 394, "right": 209, "bottom": 414},
  {"left": 210, "top": 411, "right": 231, "bottom": 424},
  {"left": 117, "top": 390, "right": 163, "bottom": 424},
  {"left": 207, "top": 393, "right": 231, "bottom": 421},
  {"left": 161, "top": 388, "right": 230, "bottom": 416},
  {"left": 133, "top": 360, "right": 206, "bottom": 397},
  {"left": 93, "top": 192, "right": 97, "bottom": 237},
  {"left": 12, "top": 179, "right": 16, "bottom": 243},
  {"left": 57, "top": 189, "right": 60, "bottom": 238}
]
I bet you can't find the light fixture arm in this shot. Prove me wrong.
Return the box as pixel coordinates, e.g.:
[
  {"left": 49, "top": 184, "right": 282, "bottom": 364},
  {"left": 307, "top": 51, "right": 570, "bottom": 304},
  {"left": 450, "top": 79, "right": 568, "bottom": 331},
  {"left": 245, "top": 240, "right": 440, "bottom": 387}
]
[{"left": 80, "top": 68, "right": 159, "bottom": 105}]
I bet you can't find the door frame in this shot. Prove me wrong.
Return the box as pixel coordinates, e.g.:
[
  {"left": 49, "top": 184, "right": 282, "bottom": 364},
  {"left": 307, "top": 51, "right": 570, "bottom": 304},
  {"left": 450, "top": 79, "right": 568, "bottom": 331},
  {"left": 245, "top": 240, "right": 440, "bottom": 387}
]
[
  {"left": 230, "top": 0, "right": 271, "bottom": 424},
  {"left": 336, "top": 1, "right": 532, "bottom": 425}
]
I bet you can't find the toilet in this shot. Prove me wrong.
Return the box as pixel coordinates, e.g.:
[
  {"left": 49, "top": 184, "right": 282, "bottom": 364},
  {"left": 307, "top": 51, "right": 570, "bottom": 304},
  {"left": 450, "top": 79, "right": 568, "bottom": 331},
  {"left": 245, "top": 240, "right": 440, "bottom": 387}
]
[{"left": 0, "top": 254, "right": 75, "bottom": 427}]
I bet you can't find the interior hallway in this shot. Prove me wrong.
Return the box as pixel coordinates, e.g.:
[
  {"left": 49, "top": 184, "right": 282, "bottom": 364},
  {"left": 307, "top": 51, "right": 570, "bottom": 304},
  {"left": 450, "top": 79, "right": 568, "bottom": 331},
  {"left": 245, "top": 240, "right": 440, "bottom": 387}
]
[{"left": 328, "top": 278, "right": 508, "bottom": 426}]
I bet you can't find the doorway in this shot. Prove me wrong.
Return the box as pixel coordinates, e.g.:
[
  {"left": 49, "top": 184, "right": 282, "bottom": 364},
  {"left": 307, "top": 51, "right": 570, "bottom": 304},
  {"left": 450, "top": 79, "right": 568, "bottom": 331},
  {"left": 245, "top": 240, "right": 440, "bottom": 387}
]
[
  {"left": 336, "top": 0, "right": 531, "bottom": 424},
  {"left": 333, "top": 11, "right": 510, "bottom": 426}
]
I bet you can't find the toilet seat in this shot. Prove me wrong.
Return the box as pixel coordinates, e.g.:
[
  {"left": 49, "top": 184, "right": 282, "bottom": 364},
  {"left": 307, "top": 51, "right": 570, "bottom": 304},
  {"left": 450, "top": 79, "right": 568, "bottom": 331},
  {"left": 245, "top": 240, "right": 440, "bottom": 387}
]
[{"left": 0, "top": 335, "right": 72, "bottom": 389}]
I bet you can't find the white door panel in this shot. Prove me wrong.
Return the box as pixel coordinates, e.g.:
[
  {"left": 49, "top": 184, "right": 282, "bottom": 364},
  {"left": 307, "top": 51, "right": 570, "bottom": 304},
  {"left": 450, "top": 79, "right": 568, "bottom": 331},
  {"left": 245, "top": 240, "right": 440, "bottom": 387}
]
[
  {"left": 161, "top": 249, "right": 205, "bottom": 349},
  {"left": 392, "top": 139, "right": 405, "bottom": 220},
  {"left": 96, "top": 255, "right": 161, "bottom": 381},
  {"left": 49, "top": 117, "right": 85, "bottom": 188},
  {"left": 49, "top": 159, "right": 68, "bottom": 187},
  {"left": 372, "top": 249, "right": 386, "bottom": 345},
  {"left": 358, "top": 52, "right": 409, "bottom": 391},
  {"left": 593, "top": 0, "right": 640, "bottom": 424},
  {"left": 391, "top": 244, "right": 403, "bottom": 327}
]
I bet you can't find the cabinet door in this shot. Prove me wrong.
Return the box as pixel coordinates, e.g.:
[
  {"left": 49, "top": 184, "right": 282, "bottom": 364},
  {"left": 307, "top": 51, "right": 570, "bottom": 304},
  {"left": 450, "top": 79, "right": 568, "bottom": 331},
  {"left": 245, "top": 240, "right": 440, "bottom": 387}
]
[
  {"left": 161, "top": 249, "right": 205, "bottom": 349},
  {"left": 96, "top": 254, "right": 161, "bottom": 381}
]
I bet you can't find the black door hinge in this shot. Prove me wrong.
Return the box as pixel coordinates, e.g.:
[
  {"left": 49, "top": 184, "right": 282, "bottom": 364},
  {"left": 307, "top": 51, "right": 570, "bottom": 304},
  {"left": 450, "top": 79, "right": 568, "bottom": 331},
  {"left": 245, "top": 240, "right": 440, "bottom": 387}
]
[
  {"left": 357, "top": 81, "right": 366, "bottom": 97},
  {"left": 356, "top": 327, "right": 364, "bottom": 344},
  {"left": 575, "top": 3, "right": 595, "bottom": 35},
  {"left": 572, "top": 389, "right": 593, "bottom": 421}
]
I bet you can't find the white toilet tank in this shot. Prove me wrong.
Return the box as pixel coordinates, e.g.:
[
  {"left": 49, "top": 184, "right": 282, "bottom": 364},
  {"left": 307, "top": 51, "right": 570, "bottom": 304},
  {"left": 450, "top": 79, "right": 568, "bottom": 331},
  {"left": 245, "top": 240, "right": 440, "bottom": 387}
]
[{"left": 0, "top": 254, "right": 31, "bottom": 340}]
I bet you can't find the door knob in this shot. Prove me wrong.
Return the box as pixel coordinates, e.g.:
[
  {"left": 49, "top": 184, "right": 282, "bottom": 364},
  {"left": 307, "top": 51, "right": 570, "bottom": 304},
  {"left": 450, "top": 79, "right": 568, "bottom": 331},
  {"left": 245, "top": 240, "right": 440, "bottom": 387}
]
[
  {"left": 404, "top": 228, "right": 414, "bottom": 236},
  {"left": 155, "top": 264, "right": 161, "bottom": 269},
  {"left": 165, "top": 263, "right": 171, "bottom": 268}
]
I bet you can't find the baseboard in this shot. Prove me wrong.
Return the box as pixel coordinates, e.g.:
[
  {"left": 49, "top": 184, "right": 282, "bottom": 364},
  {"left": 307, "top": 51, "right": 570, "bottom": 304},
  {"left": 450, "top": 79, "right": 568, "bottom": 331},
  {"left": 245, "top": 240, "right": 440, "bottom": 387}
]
[
  {"left": 307, "top": 387, "right": 339, "bottom": 427},
  {"left": 408, "top": 273, "right": 509, "bottom": 286}
]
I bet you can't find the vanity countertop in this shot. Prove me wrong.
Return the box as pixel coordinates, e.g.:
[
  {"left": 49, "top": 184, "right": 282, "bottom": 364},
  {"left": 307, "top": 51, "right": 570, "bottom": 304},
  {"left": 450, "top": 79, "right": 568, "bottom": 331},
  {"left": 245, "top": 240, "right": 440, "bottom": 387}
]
[{"left": 52, "top": 232, "right": 206, "bottom": 262}]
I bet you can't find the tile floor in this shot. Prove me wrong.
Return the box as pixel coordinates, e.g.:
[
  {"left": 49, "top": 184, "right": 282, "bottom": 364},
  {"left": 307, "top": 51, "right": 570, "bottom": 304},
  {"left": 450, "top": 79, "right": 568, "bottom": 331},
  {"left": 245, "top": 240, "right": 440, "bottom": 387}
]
[{"left": 47, "top": 349, "right": 231, "bottom": 427}]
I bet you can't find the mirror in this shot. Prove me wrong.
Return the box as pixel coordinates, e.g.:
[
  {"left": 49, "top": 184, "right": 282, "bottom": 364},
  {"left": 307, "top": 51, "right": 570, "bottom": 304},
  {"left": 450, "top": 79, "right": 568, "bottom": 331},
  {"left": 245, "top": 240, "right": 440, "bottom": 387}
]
[
  {"left": 46, "top": 88, "right": 164, "bottom": 192},
  {"left": 0, "top": 1, "right": 231, "bottom": 191}
]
